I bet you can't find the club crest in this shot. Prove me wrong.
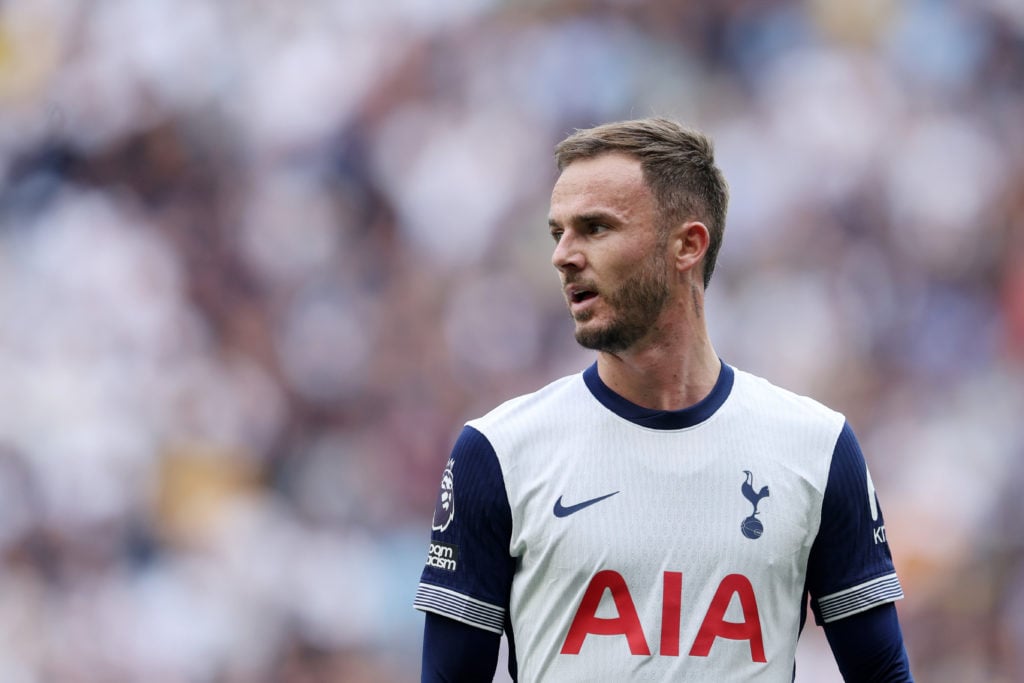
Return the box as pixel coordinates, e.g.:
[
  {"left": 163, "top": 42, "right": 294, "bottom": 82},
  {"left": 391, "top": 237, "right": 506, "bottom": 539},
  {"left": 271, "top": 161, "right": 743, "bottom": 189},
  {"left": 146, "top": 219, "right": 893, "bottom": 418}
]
[{"left": 740, "top": 470, "right": 770, "bottom": 540}]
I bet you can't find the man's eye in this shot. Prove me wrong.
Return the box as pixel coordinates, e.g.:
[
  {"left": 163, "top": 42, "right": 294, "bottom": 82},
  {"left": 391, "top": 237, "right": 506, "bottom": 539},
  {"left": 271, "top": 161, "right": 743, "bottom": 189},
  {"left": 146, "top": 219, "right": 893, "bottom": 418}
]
[
  {"left": 588, "top": 224, "right": 608, "bottom": 234},
  {"left": 551, "top": 230, "right": 563, "bottom": 242}
]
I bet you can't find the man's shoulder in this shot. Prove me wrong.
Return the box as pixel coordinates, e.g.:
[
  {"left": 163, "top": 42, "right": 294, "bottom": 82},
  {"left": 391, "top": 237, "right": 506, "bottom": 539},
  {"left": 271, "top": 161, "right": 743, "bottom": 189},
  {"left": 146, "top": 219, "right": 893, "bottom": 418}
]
[
  {"left": 471, "top": 370, "right": 585, "bottom": 429},
  {"left": 729, "top": 365, "right": 846, "bottom": 430}
]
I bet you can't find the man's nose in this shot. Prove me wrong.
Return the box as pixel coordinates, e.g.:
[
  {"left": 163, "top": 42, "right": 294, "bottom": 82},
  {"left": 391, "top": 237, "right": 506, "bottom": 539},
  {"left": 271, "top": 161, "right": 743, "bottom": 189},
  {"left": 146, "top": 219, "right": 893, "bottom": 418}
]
[{"left": 552, "top": 232, "right": 585, "bottom": 271}]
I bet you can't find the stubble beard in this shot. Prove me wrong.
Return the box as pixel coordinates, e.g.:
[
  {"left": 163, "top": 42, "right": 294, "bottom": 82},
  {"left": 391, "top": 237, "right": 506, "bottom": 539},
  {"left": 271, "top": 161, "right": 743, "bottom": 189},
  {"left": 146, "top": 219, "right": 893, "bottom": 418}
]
[{"left": 571, "top": 253, "right": 670, "bottom": 354}]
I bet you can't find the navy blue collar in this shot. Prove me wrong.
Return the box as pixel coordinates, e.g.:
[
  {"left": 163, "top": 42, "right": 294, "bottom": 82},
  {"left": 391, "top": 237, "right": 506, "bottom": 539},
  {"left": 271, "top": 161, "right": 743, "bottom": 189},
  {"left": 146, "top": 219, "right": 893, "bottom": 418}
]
[{"left": 582, "top": 360, "right": 734, "bottom": 430}]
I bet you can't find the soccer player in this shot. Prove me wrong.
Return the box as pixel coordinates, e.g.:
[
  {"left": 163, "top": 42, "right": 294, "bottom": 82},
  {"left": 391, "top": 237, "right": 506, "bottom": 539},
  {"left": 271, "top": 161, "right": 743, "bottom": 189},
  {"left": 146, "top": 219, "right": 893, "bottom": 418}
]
[{"left": 414, "top": 117, "right": 913, "bottom": 681}]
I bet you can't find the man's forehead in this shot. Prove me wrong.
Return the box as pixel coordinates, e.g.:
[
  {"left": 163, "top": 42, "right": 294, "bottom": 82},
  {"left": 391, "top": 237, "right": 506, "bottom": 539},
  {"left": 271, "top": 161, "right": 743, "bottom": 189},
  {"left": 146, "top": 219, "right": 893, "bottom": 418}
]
[
  {"left": 549, "top": 153, "right": 651, "bottom": 220},
  {"left": 555, "top": 152, "right": 644, "bottom": 188}
]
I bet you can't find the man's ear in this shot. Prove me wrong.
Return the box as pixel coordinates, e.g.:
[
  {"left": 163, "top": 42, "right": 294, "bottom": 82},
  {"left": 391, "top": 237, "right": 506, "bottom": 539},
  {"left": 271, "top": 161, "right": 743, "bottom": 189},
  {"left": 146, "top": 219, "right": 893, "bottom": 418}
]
[{"left": 672, "top": 220, "right": 710, "bottom": 281}]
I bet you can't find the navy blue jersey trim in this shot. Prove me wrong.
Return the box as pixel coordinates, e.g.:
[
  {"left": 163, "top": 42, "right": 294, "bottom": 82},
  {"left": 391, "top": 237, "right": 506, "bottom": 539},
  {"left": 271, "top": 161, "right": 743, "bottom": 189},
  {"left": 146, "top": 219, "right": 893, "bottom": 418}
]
[
  {"left": 807, "top": 422, "right": 902, "bottom": 625},
  {"left": 414, "top": 584, "right": 505, "bottom": 633},
  {"left": 582, "top": 360, "right": 734, "bottom": 429},
  {"left": 817, "top": 572, "right": 904, "bottom": 623},
  {"left": 416, "top": 426, "right": 516, "bottom": 619}
]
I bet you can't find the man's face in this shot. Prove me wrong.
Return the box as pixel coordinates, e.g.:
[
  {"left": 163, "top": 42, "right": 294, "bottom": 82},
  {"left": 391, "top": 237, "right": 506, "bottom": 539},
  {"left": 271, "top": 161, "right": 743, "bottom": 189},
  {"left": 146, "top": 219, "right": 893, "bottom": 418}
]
[{"left": 548, "top": 153, "right": 671, "bottom": 354}]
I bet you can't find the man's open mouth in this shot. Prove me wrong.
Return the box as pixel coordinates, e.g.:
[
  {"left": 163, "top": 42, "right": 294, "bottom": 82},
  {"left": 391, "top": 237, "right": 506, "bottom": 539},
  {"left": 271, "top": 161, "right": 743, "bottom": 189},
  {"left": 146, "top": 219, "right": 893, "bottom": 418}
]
[{"left": 571, "top": 289, "right": 597, "bottom": 304}]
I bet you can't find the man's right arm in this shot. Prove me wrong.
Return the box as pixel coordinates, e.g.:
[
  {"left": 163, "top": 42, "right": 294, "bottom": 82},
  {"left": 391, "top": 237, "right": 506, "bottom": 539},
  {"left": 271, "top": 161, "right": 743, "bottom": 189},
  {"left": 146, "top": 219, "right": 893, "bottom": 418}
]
[
  {"left": 422, "top": 613, "right": 501, "bottom": 682},
  {"left": 414, "top": 425, "right": 516, "bottom": 681}
]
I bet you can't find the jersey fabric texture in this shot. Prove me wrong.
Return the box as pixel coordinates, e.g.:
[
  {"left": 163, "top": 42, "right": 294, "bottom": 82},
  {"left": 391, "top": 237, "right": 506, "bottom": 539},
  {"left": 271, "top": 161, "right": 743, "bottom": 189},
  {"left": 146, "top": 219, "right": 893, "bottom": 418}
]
[{"left": 414, "top": 362, "right": 904, "bottom": 682}]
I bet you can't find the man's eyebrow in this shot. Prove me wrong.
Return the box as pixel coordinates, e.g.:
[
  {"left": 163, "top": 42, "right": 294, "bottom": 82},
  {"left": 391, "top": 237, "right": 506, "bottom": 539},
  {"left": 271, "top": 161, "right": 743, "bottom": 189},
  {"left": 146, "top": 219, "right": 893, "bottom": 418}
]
[
  {"left": 576, "top": 211, "right": 616, "bottom": 224},
  {"left": 548, "top": 211, "right": 617, "bottom": 228}
]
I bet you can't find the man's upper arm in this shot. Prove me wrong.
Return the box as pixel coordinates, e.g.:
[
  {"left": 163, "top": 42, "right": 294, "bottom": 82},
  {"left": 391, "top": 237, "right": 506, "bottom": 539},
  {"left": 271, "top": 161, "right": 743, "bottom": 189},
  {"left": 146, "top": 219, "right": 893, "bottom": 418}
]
[
  {"left": 823, "top": 603, "right": 913, "bottom": 681},
  {"left": 422, "top": 612, "right": 502, "bottom": 682},
  {"left": 806, "top": 422, "right": 912, "bottom": 679},
  {"left": 414, "top": 425, "right": 515, "bottom": 679},
  {"left": 806, "top": 422, "right": 905, "bottom": 622}
]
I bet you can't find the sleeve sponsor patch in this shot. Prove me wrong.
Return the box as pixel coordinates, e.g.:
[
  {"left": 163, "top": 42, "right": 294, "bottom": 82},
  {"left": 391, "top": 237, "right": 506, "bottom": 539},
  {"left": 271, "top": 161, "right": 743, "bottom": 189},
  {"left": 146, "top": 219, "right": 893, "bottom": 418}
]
[{"left": 426, "top": 541, "right": 459, "bottom": 571}]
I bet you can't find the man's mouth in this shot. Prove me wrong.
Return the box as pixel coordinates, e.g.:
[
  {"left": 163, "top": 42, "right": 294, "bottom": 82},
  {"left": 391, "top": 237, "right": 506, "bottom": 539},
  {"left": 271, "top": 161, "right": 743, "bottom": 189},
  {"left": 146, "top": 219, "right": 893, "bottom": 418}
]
[
  {"left": 571, "top": 289, "right": 597, "bottom": 304},
  {"left": 565, "top": 284, "right": 599, "bottom": 315}
]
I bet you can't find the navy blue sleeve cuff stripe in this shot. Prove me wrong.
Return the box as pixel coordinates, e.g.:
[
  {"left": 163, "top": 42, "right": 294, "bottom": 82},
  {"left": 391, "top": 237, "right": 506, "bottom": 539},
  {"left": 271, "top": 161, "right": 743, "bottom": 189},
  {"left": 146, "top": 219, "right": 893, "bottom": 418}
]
[
  {"left": 821, "top": 582, "right": 903, "bottom": 618},
  {"left": 817, "top": 574, "right": 905, "bottom": 623},
  {"left": 414, "top": 583, "right": 506, "bottom": 634}
]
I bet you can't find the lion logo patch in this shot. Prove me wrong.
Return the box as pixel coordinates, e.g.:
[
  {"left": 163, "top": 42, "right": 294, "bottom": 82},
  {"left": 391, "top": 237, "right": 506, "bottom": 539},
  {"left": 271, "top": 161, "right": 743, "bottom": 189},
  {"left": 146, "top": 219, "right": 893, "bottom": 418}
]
[{"left": 432, "top": 458, "right": 456, "bottom": 532}]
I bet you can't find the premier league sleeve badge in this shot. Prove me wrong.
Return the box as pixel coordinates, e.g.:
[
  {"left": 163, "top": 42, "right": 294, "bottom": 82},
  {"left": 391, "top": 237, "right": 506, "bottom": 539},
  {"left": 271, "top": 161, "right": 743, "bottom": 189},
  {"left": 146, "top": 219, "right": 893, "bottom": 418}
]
[{"left": 431, "top": 457, "right": 456, "bottom": 532}]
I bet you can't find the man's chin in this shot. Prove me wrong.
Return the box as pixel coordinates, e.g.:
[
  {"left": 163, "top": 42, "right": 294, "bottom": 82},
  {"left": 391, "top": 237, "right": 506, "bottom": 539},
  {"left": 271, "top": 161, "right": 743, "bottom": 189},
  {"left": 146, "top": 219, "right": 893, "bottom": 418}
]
[
  {"left": 572, "top": 320, "right": 597, "bottom": 348},
  {"left": 574, "top": 323, "right": 623, "bottom": 353}
]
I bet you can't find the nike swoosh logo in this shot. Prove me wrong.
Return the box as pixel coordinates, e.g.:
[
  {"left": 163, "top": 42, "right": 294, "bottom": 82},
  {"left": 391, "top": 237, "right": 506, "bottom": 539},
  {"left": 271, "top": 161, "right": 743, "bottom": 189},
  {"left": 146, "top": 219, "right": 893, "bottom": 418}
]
[{"left": 553, "top": 491, "right": 620, "bottom": 518}]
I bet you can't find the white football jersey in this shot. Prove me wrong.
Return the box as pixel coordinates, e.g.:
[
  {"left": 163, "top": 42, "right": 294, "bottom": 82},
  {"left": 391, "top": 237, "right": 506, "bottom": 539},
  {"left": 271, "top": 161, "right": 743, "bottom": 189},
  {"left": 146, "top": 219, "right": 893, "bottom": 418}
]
[{"left": 415, "top": 362, "right": 904, "bottom": 682}]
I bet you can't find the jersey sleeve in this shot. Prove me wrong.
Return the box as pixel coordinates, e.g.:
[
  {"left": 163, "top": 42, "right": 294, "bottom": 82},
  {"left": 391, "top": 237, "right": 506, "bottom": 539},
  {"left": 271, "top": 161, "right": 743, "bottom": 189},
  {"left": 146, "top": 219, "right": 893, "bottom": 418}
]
[
  {"left": 413, "top": 425, "right": 515, "bottom": 634},
  {"left": 806, "top": 422, "right": 905, "bottom": 625}
]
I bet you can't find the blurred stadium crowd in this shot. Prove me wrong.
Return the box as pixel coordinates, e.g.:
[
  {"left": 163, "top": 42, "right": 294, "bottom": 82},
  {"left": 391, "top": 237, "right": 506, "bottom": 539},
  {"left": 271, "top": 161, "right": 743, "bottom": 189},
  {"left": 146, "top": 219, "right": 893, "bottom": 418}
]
[{"left": 0, "top": 0, "right": 1022, "bottom": 681}]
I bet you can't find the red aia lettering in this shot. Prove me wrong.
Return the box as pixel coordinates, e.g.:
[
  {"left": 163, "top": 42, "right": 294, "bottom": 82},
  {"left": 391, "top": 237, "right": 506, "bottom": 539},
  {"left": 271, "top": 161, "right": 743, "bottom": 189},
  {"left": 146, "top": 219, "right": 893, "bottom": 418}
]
[
  {"left": 561, "top": 571, "right": 765, "bottom": 663},
  {"left": 560, "top": 570, "right": 650, "bottom": 655},
  {"left": 660, "top": 571, "right": 682, "bottom": 656},
  {"left": 689, "top": 574, "right": 766, "bottom": 663}
]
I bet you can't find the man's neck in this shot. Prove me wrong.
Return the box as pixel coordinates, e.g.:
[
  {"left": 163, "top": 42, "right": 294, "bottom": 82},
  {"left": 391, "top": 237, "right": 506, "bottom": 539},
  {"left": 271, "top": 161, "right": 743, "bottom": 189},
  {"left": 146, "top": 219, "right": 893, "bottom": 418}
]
[{"left": 595, "top": 329, "right": 720, "bottom": 412}]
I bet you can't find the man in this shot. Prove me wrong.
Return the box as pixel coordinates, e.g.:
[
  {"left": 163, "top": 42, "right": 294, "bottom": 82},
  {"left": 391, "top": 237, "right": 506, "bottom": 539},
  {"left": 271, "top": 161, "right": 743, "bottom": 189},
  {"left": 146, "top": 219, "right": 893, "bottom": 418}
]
[{"left": 414, "top": 117, "right": 913, "bottom": 681}]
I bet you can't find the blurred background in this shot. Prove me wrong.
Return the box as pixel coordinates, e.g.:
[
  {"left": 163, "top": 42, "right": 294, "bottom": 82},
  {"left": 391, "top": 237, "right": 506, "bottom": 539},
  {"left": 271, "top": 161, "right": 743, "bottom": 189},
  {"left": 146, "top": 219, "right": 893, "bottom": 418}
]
[{"left": 0, "top": 0, "right": 1022, "bottom": 681}]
